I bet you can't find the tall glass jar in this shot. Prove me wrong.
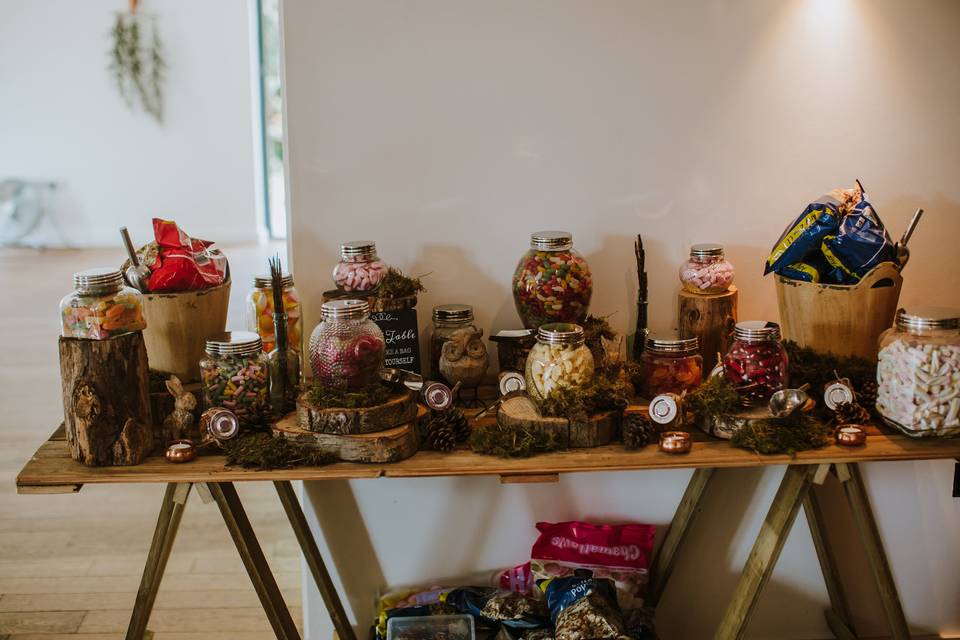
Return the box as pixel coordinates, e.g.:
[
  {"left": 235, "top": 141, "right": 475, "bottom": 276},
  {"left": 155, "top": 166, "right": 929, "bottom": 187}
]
[
  {"left": 332, "top": 241, "right": 387, "bottom": 291},
  {"left": 200, "top": 331, "right": 270, "bottom": 428},
  {"left": 525, "top": 323, "right": 595, "bottom": 401},
  {"left": 247, "top": 273, "right": 302, "bottom": 354},
  {"left": 877, "top": 307, "right": 960, "bottom": 437},
  {"left": 722, "top": 321, "right": 789, "bottom": 404},
  {"left": 429, "top": 304, "right": 476, "bottom": 381},
  {"left": 512, "top": 231, "right": 592, "bottom": 330},
  {"left": 679, "top": 243, "right": 735, "bottom": 294},
  {"left": 639, "top": 332, "right": 703, "bottom": 398},
  {"left": 309, "top": 299, "right": 386, "bottom": 390},
  {"left": 60, "top": 267, "right": 146, "bottom": 339}
]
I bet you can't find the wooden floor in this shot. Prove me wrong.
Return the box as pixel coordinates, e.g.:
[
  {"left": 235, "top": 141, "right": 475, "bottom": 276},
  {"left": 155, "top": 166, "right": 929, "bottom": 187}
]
[{"left": 0, "top": 245, "right": 300, "bottom": 639}]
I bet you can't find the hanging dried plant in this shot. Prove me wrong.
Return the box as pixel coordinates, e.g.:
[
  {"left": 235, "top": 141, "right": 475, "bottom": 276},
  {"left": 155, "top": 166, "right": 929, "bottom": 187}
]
[{"left": 108, "top": 2, "right": 165, "bottom": 123}]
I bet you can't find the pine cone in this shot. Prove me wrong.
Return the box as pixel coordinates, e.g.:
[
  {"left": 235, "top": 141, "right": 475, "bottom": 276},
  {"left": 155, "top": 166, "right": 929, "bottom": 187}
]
[
  {"left": 427, "top": 408, "right": 470, "bottom": 444},
  {"left": 623, "top": 412, "right": 655, "bottom": 450},
  {"left": 426, "top": 420, "right": 457, "bottom": 452},
  {"left": 857, "top": 380, "right": 878, "bottom": 410},
  {"left": 834, "top": 401, "right": 870, "bottom": 425}
]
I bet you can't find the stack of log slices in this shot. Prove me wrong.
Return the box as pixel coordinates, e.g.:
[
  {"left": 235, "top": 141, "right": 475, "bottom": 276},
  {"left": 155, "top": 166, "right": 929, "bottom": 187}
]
[
  {"left": 272, "top": 390, "right": 424, "bottom": 463},
  {"left": 495, "top": 393, "right": 619, "bottom": 448}
]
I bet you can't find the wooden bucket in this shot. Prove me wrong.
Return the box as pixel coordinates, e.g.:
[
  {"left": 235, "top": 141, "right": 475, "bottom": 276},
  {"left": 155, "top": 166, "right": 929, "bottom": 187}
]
[
  {"left": 774, "top": 262, "right": 902, "bottom": 361},
  {"left": 141, "top": 280, "right": 231, "bottom": 383}
]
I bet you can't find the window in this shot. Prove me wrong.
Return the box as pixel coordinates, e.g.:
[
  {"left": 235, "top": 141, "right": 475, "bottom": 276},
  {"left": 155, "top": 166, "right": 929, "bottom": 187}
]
[{"left": 258, "top": 0, "right": 286, "bottom": 238}]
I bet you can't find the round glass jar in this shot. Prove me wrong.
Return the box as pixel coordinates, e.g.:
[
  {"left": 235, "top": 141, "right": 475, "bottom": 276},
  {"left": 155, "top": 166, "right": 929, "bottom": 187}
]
[
  {"left": 877, "top": 307, "right": 960, "bottom": 437},
  {"left": 512, "top": 231, "right": 592, "bottom": 330},
  {"left": 309, "top": 299, "right": 386, "bottom": 390},
  {"left": 639, "top": 332, "right": 703, "bottom": 398},
  {"left": 60, "top": 267, "right": 146, "bottom": 339},
  {"left": 332, "top": 241, "right": 387, "bottom": 292},
  {"left": 722, "top": 321, "right": 789, "bottom": 404},
  {"left": 429, "top": 304, "right": 477, "bottom": 381},
  {"left": 524, "top": 323, "right": 595, "bottom": 401},
  {"left": 679, "top": 243, "right": 735, "bottom": 294},
  {"left": 247, "top": 273, "right": 302, "bottom": 354},
  {"left": 200, "top": 331, "right": 270, "bottom": 428}
]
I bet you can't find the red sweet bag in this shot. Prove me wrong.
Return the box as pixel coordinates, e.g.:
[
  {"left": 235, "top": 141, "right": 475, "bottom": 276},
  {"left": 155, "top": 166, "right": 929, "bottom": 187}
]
[{"left": 146, "top": 218, "right": 228, "bottom": 292}]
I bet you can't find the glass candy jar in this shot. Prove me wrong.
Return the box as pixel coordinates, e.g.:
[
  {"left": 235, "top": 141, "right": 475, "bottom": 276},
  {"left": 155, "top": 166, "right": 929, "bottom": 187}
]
[
  {"left": 430, "top": 304, "right": 477, "bottom": 381},
  {"left": 679, "top": 244, "right": 735, "bottom": 294},
  {"left": 247, "top": 273, "right": 303, "bottom": 354},
  {"left": 332, "top": 241, "right": 387, "bottom": 292},
  {"left": 525, "top": 323, "right": 595, "bottom": 401},
  {"left": 512, "top": 231, "right": 592, "bottom": 330},
  {"left": 60, "top": 267, "right": 146, "bottom": 339},
  {"left": 639, "top": 333, "right": 703, "bottom": 398},
  {"left": 723, "top": 321, "right": 789, "bottom": 404},
  {"left": 877, "top": 307, "right": 960, "bottom": 437},
  {"left": 309, "top": 299, "right": 386, "bottom": 390},
  {"left": 200, "top": 331, "right": 270, "bottom": 428}
]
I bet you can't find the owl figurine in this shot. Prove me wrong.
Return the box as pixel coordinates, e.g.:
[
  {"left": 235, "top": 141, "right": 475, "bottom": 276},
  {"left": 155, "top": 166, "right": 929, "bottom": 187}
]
[{"left": 439, "top": 327, "right": 489, "bottom": 390}]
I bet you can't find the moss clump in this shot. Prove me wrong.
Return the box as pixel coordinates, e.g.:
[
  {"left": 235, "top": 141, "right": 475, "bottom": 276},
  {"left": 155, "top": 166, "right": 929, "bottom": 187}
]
[
  {"left": 583, "top": 314, "right": 617, "bottom": 349},
  {"left": 731, "top": 413, "right": 832, "bottom": 456},
  {"left": 223, "top": 433, "right": 335, "bottom": 469},
  {"left": 469, "top": 422, "right": 566, "bottom": 458},
  {"left": 301, "top": 383, "right": 392, "bottom": 409},
  {"left": 537, "top": 373, "right": 631, "bottom": 422},
  {"left": 376, "top": 267, "right": 425, "bottom": 300},
  {"left": 783, "top": 340, "right": 876, "bottom": 400},
  {"left": 685, "top": 375, "right": 740, "bottom": 421}
]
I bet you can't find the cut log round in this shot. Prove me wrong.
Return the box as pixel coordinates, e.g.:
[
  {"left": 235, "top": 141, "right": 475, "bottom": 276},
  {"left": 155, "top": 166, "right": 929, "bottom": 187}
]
[
  {"left": 698, "top": 404, "right": 769, "bottom": 440},
  {"left": 59, "top": 331, "right": 154, "bottom": 466},
  {"left": 496, "top": 394, "right": 619, "bottom": 448},
  {"left": 273, "top": 405, "right": 424, "bottom": 463},
  {"left": 296, "top": 390, "right": 418, "bottom": 434},
  {"left": 678, "top": 286, "right": 738, "bottom": 371}
]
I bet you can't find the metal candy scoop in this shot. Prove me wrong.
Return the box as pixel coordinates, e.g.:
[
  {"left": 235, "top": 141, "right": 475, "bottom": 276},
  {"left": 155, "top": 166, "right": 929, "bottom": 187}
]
[
  {"left": 120, "top": 227, "right": 151, "bottom": 292},
  {"left": 895, "top": 208, "right": 923, "bottom": 270},
  {"left": 379, "top": 368, "right": 424, "bottom": 391},
  {"left": 769, "top": 383, "right": 811, "bottom": 418}
]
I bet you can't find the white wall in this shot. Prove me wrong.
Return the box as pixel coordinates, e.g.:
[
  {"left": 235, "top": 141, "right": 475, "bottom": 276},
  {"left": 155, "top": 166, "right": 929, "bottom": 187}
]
[
  {"left": 282, "top": 1, "right": 960, "bottom": 637},
  {"left": 0, "top": 0, "right": 260, "bottom": 246}
]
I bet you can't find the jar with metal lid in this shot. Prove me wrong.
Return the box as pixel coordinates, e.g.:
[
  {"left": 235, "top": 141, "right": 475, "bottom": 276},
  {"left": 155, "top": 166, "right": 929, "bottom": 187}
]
[
  {"left": 524, "top": 323, "right": 595, "bottom": 401},
  {"left": 429, "top": 304, "right": 477, "bottom": 381},
  {"left": 60, "top": 267, "right": 146, "bottom": 339},
  {"left": 512, "top": 231, "right": 592, "bottom": 330},
  {"left": 877, "top": 307, "right": 960, "bottom": 437},
  {"left": 332, "top": 241, "right": 387, "bottom": 291},
  {"left": 247, "top": 273, "right": 302, "bottom": 354},
  {"left": 639, "top": 332, "right": 703, "bottom": 397},
  {"left": 200, "top": 331, "right": 270, "bottom": 428},
  {"left": 722, "top": 321, "right": 789, "bottom": 404},
  {"left": 309, "top": 299, "right": 386, "bottom": 390},
  {"left": 679, "top": 243, "right": 735, "bottom": 294}
]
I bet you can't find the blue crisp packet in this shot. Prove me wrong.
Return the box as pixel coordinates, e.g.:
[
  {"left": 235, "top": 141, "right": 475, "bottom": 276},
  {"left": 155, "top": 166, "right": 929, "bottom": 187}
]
[
  {"left": 764, "top": 197, "right": 841, "bottom": 276},
  {"left": 780, "top": 261, "right": 822, "bottom": 283},
  {"left": 821, "top": 198, "right": 896, "bottom": 283}
]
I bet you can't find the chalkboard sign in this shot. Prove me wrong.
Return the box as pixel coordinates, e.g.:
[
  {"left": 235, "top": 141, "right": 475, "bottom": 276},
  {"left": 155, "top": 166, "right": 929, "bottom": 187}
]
[{"left": 370, "top": 309, "right": 422, "bottom": 374}]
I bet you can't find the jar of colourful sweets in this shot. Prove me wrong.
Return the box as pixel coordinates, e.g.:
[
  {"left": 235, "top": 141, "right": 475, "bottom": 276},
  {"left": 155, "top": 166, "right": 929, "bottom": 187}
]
[
  {"left": 722, "top": 321, "right": 789, "bottom": 404},
  {"left": 525, "top": 323, "right": 595, "bottom": 401},
  {"left": 512, "top": 231, "right": 592, "bottom": 330},
  {"left": 309, "top": 299, "right": 386, "bottom": 390},
  {"left": 679, "top": 243, "right": 735, "bottom": 294},
  {"left": 247, "top": 273, "right": 302, "bottom": 354},
  {"left": 60, "top": 267, "right": 146, "bottom": 340},
  {"left": 429, "top": 304, "right": 477, "bottom": 380},
  {"left": 332, "top": 241, "right": 387, "bottom": 292},
  {"left": 200, "top": 331, "right": 270, "bottom": 428},
  {"left": 639, "top": 332, "right": 703, "bottom": 398},
  {"left": 877, "top": 307, "right": 960, "bottom": 437}
]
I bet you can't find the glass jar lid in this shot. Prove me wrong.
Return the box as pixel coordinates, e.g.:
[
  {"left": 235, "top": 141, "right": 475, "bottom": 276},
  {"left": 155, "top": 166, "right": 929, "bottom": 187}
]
[
  {"left": 253, "top": 273, "right": 294, "bottom": 289},
  {"left": 645, "top": 331, "right": 699, "bottom": 355},
  {"left": 536, "top": 322, "right": 585, "bottom": 346},
  {"left": 895, "top": 307, "right": 960, "bottom": 332},
  {"left": 690, "top": 243, "right": 724, "bottom": 259},
  {"left": 73, "top": 267, "right": 124, "bottom": 291},
  {"left": 530, "top": 230, "right": 573, "bottom": 251},
  {"left": 433, "top": 304, "right": 474, "bottom": 324},
  {"left": 340, "top": 240, "right": 378, "bottom": 260},
  {"left": 321, "top": 298, "right": 370, "bottom": 321},
  {"left": 205, "top": 331, "right": 263, "bottom": 357},
  {"left": 734, "top": 321, "right": 781, "bottom": 343}
]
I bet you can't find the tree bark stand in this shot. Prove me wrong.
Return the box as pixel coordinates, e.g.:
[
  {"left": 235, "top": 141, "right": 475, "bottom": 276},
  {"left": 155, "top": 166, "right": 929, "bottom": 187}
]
[{"left": 678, "top": 286, "right": 738, "bottom": 370}]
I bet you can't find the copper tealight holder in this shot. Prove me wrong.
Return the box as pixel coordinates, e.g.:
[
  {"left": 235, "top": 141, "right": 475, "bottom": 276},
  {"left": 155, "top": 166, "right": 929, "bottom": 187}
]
[
  {"left": 659, "top": 431, "right": 692, "bottom": 454},
  {"left": 835, "top": 425, "right": 867, "bottom": 447},
  {"left": 165, "top": 439, "right": 197, "bottom": 463}
]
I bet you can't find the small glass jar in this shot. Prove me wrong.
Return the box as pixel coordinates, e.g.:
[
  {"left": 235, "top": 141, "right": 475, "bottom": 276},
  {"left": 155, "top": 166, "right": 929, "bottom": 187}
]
[
  {"left": 60, "top": 267, "right": 146, "bottom": 339},
  {"left": 877, "top": 307, "right": 960, "bottom": 437},
  {"left": 639, "top": 333, "right": 703, "bottom": 398},
  {"left": 512, "top": 231, "right": 592, "bottom": 330},
  {"left": 247, "top": 273, "right": 303, "bottom": 354},
  {"left": 679, "top": 243, "right": 735, "bottom": 295},
  {"left": 525, "top": 323, "right": 595, "bottom": 401},
  {"left": 723, "top": 321, "right": 789, "bottom": 404},
  {"left": 309, "top": 299, "right": 386, "bottom": 390},
  {"left": 332, "top": 241, "right": 387, "bottom": 292},
  {"left": 429, "top": 304, "right": 477, "bottom": 381},
  {"left": 200, "top": 331, "right": 270, "bottom": 428}
]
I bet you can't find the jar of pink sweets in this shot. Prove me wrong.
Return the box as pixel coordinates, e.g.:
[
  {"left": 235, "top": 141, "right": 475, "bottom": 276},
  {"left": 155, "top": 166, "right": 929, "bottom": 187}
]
[
  {"left": 332, "top": 241, "right": 387, "bottom": 292},
  {"left": 722, "top": 321, "right": 789, "bottom": 404},
  {"left": 309, "top": 299, "right": 385, "bottom": 391},
  {"left": 679, "top": 243, "right": 735, "bottom": 294}
]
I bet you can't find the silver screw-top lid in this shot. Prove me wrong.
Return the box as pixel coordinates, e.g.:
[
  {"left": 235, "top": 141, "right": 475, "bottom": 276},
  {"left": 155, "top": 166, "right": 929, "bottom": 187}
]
[
  {"left": 536, "top": 322, "right": 585, "bottom": 347},
  {"left": 339, "top": 241, "right": 378, "bottom": 260},
  {"left": 734, "top": 321, "right": 781, "bottom": 343},
  {"left": 530, "top": 230, "right": 573, "bottom": 251},
  {"left": 203, "top": 408, "right": 240, "bottom": 440},
  {"left": 895, "top": 307, "right": 960, "bottom": 332},
  {"left": 204, "top": 331, "right": 263, "bottom": 357},
  {"left": 649, "top": 393, "right": 681, "bottom": 425},
  {"left": 253, "top": 273, "right": 294, "bottom": 289},
  {"left": 824, "top": 381, "right": 856, "bottom": 411},
  {"left": 689, "top": 243, "right": 725, "bottom": 260},
  {"left": 321, "top": 298, "right": 370, "bottom": 321},
  {"left": 422, "top": 381, "right": 454, "bottom": 411},
  {"left": 645, "top": 331, "right": 699, "bottom": 355},
  {"left": 499, "top": 371, "right": 526, "bottom": 395},
  {"left": 433, "top": 304, "right": 474, "bottom": 324},
  {"left": 73, "top": 267, "right": 124, "bottom": 291}
]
